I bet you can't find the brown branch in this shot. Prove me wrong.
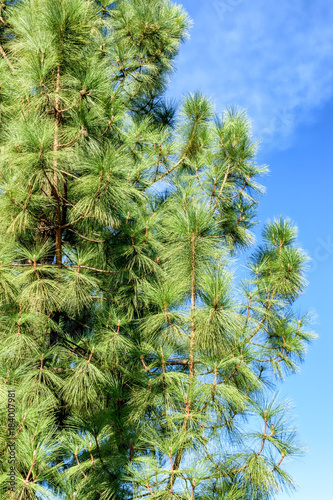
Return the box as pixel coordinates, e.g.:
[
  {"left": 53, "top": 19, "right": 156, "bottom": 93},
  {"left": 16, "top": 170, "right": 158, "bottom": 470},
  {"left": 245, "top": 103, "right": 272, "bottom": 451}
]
[
  {"left": 88, "top": 441, "right": 96, "bottom": 469},
  {"left": 7, "top": 188, "right": 40, "bottom": 221},
  {"left": 244, "top": 293, "right": 252, "bottom": 330},
  {"left": 198, "top": 410, "right": 238, "bottom": 430},
  {"left": 129, "top": 439, "right": 134, "bottom": 462},
  {"left": 18, "top": 450, "right": 37, "bottom": 500},
  {"left": 0, "top": 15, "right": 8, "bottom": 26},
  {"left": 169, "top": 447, "right": 174, "bottom": 494},
  {"left": 195, "top": 166, "right": 210, "bottom": 195},
  {"left": 257, "top": 412, "right": 268, "bottom": 456},
  {"left": 74, "top": 445, "right": 87, "bottom": 479},
  {"left": 219, "top": 354, "right": 243, "bottom": 384},
  {"left": 91, "top": 295, "right": 110, "bottom": 301},
  {"left": 161, "top": 353, "right": 166, "bottom": 402},
  {"left": 57, "top": 169, "right": 80, "bottom": 179},
  {"left": 60, "top": 214, "right": 87, "bottom": 229},
  {"left": 30, "top": 425, "right": 38, "bottom": 445},
  {"left": 209, "top": 177, "right": 217, "bottom": 206},
  {"left": 273, "top": 453, "right": 285, "bottom": 471},
  {"left": 79, "top": 265, "right": 117, "bottom": 274},
  {"left": 245, "top": 290, "right": 276, "bottom": 343},
  {"left": 154, "top": 144, "right": 162, "bottom": 180},
  {"left": 189, "top": 233, "right": 196, "bottom": 378},
  {"left": 94, "top": 434, "right": 117, "bottom": 479},
  {"left": 166, "top": 359, "right": 189, "bottom": 366},
  {"left": 39, "top": 353, "right": 44, "bottom": 371},
  {"left": 153, "top": 155, "right": 186, "bottom": 183},
  {"left": 167, "top": 396, "right": 190, "bottom": 491},
  {"left": 200, "top": 364, "right": 218, "bottom": 412},
  {"left": 212, "top": 363, "right": 217, "bottom": 400},
  {"left": 66, "top": 228, "right": 105, "bottom": 244},
  {"left": 87, "top": 346, "right": 94, "bottom": 364},
  {"left": 100, "top": 115, "right": 114, "bottom": 137},
  {"left": 144, "top": 480, "right": 157, "bottom": 499},
  {"left": 58, "top": 126, "right": 83, "bottom": 148},
  {"left": 0, "top": 369, "right": 10, "bottom": 389},
  {"left": 40, "top": 79, "right": 50, "bottom": 101},
  {"left": 163, "top": 300, "right": 173, "bottom": 327},
  {"left": 22, "top": 182, "right": 33, "bottom": 210},
  {"left": 140, "top": 356, "right": 152, "bottom": 373},
  {"left": 211, "top": 161, "right": 231, "bottom": 211},
  {"left": 189, "top": 479, "right": 196, "bottom": 500},
  {"left": 0, "top": 44, "right": 14, "bottom": 73},
  {"left": 231, "top": 173, "right": 251, "bottom": 199},
  {"left": 66, "top": 315, "right": 96, "bottom": 333},
  {"left": 0, "top": 413, "right": 26, "bottom": 456},
  {"left": 53, "top": 64, "right": 62, "bottom": 268}
]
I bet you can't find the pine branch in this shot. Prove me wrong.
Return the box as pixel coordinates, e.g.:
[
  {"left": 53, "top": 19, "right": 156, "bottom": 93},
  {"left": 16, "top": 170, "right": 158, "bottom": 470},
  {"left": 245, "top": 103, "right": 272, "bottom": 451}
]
[{"left": 0, "top": 44, "right": 14, "bottom": 72}]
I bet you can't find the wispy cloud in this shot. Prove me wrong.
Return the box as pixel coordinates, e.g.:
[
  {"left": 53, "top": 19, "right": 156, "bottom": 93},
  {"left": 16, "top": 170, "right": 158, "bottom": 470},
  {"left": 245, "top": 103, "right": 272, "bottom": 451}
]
[{"left": 168, "top": 0, "right": 333, "bottom": 150}]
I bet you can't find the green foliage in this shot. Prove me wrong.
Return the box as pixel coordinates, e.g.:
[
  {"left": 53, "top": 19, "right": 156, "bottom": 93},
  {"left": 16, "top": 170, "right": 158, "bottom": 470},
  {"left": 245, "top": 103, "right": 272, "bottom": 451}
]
[{"left": 0, "top": 1, "right": 314, "bottom": 499}]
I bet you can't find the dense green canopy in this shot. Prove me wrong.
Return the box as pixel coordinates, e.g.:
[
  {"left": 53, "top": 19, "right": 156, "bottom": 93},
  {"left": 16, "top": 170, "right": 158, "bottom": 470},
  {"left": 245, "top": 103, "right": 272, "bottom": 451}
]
[{"left": 0, "top": 1, "right": 314, "bottom": 498}]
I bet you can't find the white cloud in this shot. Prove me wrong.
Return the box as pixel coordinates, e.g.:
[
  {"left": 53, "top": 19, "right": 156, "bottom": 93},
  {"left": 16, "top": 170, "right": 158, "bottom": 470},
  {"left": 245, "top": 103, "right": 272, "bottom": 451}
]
[{"left": 168, "top": 0, "right": 333, "bottom": 150}]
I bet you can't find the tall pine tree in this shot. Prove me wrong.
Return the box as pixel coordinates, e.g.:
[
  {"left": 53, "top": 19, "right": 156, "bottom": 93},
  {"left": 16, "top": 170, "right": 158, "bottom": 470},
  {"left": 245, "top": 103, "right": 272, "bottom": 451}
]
[{"left": 0, "top": 1, "right": 314, "bottom": 499}]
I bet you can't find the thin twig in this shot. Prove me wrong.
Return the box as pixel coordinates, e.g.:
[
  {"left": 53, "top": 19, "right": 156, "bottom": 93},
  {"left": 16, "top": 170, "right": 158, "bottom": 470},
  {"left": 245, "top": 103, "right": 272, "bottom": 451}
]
[{"left": 0, "top": 44, "right": 14, "bottom": 73}]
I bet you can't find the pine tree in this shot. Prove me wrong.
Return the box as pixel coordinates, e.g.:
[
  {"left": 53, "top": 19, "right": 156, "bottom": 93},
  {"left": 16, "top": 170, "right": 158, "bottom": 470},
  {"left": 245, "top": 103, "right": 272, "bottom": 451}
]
[{"left": 0, "top": 1, "right": 315, "bottom": 499}]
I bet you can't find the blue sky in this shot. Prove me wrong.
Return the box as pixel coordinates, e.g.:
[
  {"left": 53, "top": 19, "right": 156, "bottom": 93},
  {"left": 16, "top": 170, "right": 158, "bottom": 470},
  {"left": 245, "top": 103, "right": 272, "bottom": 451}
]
[{"left": 167, "top": 1, "right": 333, "bottom": 498}]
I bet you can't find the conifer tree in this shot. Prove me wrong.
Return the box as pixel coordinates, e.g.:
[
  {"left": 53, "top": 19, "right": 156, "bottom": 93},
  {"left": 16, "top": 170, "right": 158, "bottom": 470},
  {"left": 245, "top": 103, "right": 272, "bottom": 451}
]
[{"left": 0, "top": 1, "right": 314, "bottom": 499}]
